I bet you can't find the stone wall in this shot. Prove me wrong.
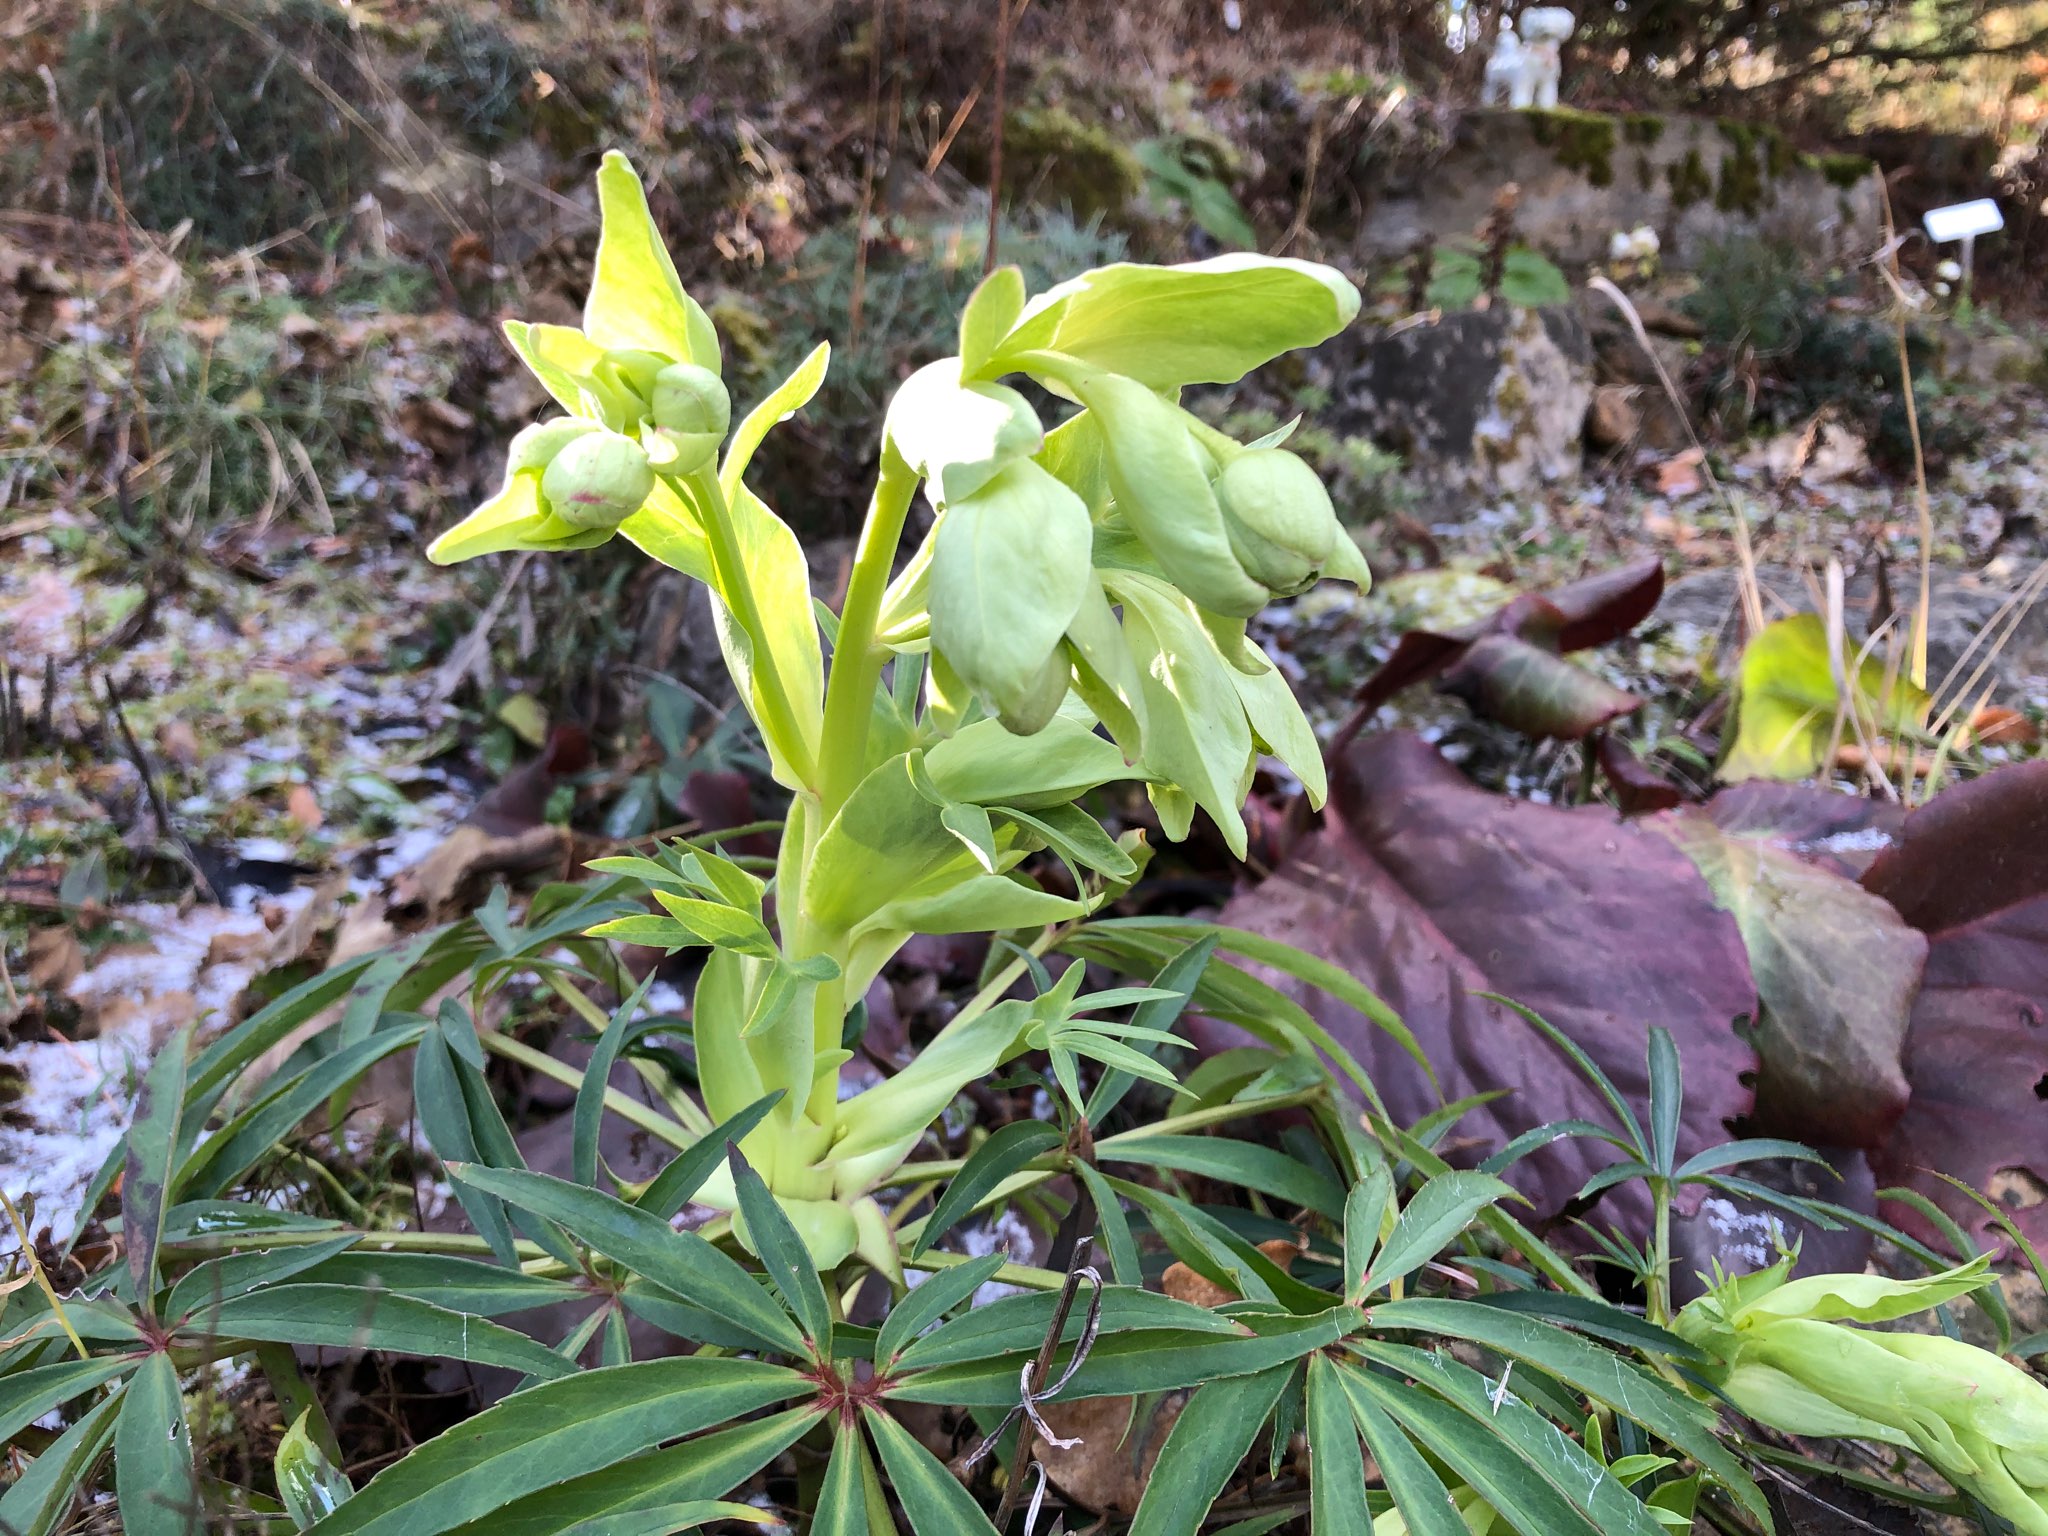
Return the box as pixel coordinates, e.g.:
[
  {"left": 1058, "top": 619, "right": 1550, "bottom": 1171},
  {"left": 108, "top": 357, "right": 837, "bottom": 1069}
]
[{"left": 1357, "top": 109, "right": 1882, "bottom": 268}]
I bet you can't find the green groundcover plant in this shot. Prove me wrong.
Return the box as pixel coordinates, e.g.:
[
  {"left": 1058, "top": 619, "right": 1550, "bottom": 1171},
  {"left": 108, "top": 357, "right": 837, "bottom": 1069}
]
[{"left": 4, "top": 152, "right": 2040, "bottom": 1536}]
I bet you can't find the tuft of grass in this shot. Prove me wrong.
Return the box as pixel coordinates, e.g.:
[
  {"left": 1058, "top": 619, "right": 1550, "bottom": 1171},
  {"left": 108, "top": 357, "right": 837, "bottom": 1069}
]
[{"left": 62, "top": 0, "right": 375, "bottom": 253}]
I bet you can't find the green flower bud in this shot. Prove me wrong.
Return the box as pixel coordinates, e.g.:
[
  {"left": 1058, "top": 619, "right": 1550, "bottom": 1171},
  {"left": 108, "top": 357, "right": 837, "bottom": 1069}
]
[
  {"left": 506, "top": 416, "right": 598, "bottom": 475},
  {"left": 650, "top": 361, "right": 732, "bottom": 474},
  {"left": 997, "top": 647, "right": 1073, "bottom": 737},
  {"left": 1215, "top": 448, "right": 1338, "bottom": 598},
  {"left": 539, "top": 429, "right": 655, "bottom": 531}
]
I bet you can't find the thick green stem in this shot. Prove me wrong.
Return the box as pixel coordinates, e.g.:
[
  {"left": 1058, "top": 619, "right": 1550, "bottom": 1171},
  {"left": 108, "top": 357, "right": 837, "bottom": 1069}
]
[
  {"left": 816, "top": 445, "right": 920, "bottom": 821},
  {"left": 682, "top": 464, "right": 818, "bottom": 789}
]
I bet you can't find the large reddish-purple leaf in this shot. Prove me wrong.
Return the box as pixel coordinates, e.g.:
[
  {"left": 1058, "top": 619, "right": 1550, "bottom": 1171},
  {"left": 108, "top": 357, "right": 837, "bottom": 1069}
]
[
  {"left": 1660, "top": 810, "right": 1923, "bottom": 1150},
  {"left": 1215, "top": 731, "right": 1756, "bottom": 1235},
  {"left": 1352, "top": 558, "right": 1665, "bottom": 719},
  {"left": 1860, "top": 761, "right": 2048, "bottom": 1247},
  {"left": 1702, "top": 782, "right": 1904, "bottom": 880}
]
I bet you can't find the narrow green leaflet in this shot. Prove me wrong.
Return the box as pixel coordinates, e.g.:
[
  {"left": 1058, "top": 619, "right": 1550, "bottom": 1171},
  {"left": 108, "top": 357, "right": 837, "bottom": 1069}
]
[
  {"left": 959, "top": 265, "right": 1027, "bottom": 375},
  {"left": 1365, "top": 1172, "right": 1517, "bottom": 1295},
  {"left": 555, "top": 1505, "right": 769, "bottom": 1536},
  {"left": 1306, "top": 1355, "right": 1370, "bottom": 1536},
  {"left": 575, "top": 974, "right": 658, "bottom": 1187},
  {"left": 876, "top": 1253, "right": 1007, "bottom": 1366},
  {"left": 728, "top": 1145, "right": 831, "bottom": 1350},
  {"left": 125, "top": 1022, "right": 193, "bottom": 1303},
  {"left": 1335, "top": 1366, "right": 1469, "bottom": 1536},
  {"left": 163, "top": 1234, "right": 364, "bottom": 1324},
  {"left": 894, "top": 1286, "right": 1238, "bottom": 1371},
  {"left": 1368, "top": 1298, "right": 1767, "bottom": 1522},
  {"left": 447, "top": 1408, "right": 822, "bottom": 1536},
  {"left": 283, "top": 1252, "right": 582, "bottom": 1318},
  {"left": 0, "top": 1354, "right": 135, "bottom": 1445},
  {"left": 1128, "top": 1365, "right": 1293, "bottom": 1536},
  {"left": 912, "top": 1121, "right": 1063, "bottom": 1257},
  {"left": 189, "top": 1285, "right": 575, "bottom": 1381},
  {"left": 414, "top": 1023, "right": 520, "bottom": 1267},
  {"left": 181, "top": 1020, "right": 429, "bottom": 1199},
  {"left": 1076, "top": 1160, "right": 1144, "bottom": 1285},
  {"left": 1086, "top": 932, "right": 1217, "bottom": 1122},
  {"left": 115, "top": 1351, "right": 200, "bottom": 1536},
  {"left": 1103, "top": 1135, "right": 1343, "bottom": 1220},
  {"left": 811, "top": 1423, "right": 872, "bottom": 1536},
  {"left": 721, "top": 342, "right": 829, "bottom": 495},
  {"left": 449, "top": 1164, "right": 807, "bottom": 1356},
  {"left": 0, "top": 1385, "right": 122, "bottom": 1536},
  {"left": 862, "top": 1404, "right": 1001, "bottom": 1536},
  {"left": 305, "top": 1359, "right": 806, "bottom": 1536},
  {"left": 636, "top": 1093, "right": 785, "bottom": 1221},
  {"left": 1342, "top": 1165, "right": 1393, "bottom": 1303}
]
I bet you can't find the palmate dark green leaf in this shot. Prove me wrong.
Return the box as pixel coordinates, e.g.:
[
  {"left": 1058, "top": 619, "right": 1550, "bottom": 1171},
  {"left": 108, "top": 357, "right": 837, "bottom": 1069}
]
[
  {"left": 912, "top": 1120, "right": 1063, "bottom": 1258},
  {"left": 1306, "top": 1355, "right": 1370, "bottom": 1536},
  {"left": 284, "top": 1252, "right": 583, "bottom": 1317},
  {"left": 446, "top": 1408, "right": 822, "bottom": 1536},
  {"left": 636, "top": 1093, "right": 784, "bottom": 1221},
  {"left": 1103, "top": 1134, "right": 1344, "bottom": 1220},
  {"left": 894, "top": 1286, "right": 1237, "bottom": 1371},
  {"left": 876, "top": 1252, "right": 1006, "bottom": 1366},
  {"left": 1366, "top": 1298, "right": 1766, "bottom": 1522},
  {"left": 186, "top": 1285, "right": 574, "bottom": 1380},
  {"left": 1355, "top": 1340, "right": 1667, "bottom": 1536},
  {"left": 0, "top": 1354, "right": 135, "bottom": 1444},
  {"left": 1335, "top": 1364, "right": 1466, "bottom": 1536},
  {"left": 116, "top": 1351, "right": 201, "bottom": 1536},
  {"left": 1350, "top": 1370, "right": 1604, "bottom": 1536},
  {"left": 574, "top": 974, "right": 658, "bottom": 1187},
  {"left": 163, "top": 1235, "right": 363, "bottom": 1324},
  {"left": 450, "top": 1164, "right": 806, "bottom": 1356},
  {"left": 891, "top": 1307, "right": 1358, "bottom": 1405},
  {"left": 180, "top": 1020, "right": 429, "bottom": 1200},
  {"left": 0, "top": 1383, "right": 122, "bottom": 1536},
  {"left": 126, "top": 1022, "right": 194, "bottom": 1303},
  {"left": 1128, "top": 1364, "right": 1292, "bottom": 1536},
  {"left": 1364, "top": 1172, "right": 1517, "bottom": 1296},
  {"left": 305, "top": 1358, "right": 808, "bottom": 1536},
  {"left": 811, "top": 1422, "right": 871, "bottom": 1536},
  {"left": 862, "top": 1403, "right": 1000, "bottom": 1536},
  {"left": 728, "top": 1146, "right": 831, "bottom": 1350}
]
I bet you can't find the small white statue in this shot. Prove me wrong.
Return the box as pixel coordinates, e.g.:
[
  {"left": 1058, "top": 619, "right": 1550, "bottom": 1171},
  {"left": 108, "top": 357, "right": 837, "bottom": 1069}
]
[
  {"left": 1513, "top": 8, "right": 1575, "bottom": 110},
  {"left": 1482, "top": 21, "right": 1523, "bottom": 107}
]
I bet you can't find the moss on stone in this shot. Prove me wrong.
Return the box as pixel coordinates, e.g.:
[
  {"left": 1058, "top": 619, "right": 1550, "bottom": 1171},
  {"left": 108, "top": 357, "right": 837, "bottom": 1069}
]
[
  {"left": 1810, "top": 151, "right": 1877, "bottom": 189},
  {"left": 1668, "top": 147, "right": 1711, "bottom": 208},
  {"left": 1527, "top": 107, "right": 1617, "bottom": 187},
  {"left": 1712, "top": 119, "right": 1798, "bottom": 213},
  {"left": 995, "top": 104, "right": 1144, "bottom": 221},
  {"left": 1623, "top": 113, "right": 1665, "bottom": 146}
]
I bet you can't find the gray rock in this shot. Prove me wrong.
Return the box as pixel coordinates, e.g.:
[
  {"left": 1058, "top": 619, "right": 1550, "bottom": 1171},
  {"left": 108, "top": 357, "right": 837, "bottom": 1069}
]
[{"left": 1323, "top": 305, "right": 1593, "bottom": 494}]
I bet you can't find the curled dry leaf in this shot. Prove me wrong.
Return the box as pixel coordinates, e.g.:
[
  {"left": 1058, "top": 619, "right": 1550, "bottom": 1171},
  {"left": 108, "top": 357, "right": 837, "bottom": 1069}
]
[{"left": 1352, "top": 557, "right": 1664, "bottom": 742}]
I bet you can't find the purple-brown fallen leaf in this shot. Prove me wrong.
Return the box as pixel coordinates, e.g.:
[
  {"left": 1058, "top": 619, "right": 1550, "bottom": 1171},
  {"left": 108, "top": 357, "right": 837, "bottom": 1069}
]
[
  {"left": 1596, "top": 731, "right": 1684, "bottom": 815},
  {"left": 1213, "top": 731, "right": 1757, "bottom": 1237},
  {"left": 1861, "top": 761, "right": 2048, "bottom": 1248}
]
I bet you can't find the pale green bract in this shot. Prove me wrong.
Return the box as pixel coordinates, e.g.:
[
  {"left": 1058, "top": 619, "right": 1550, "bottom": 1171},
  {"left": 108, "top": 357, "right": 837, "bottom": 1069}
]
[
  {"left": 1676, "top": 1255, "right": 2048, "bottom": 1535},
  {"left": 428, "top": 149, "right": 1370, "bottom": 1267}
]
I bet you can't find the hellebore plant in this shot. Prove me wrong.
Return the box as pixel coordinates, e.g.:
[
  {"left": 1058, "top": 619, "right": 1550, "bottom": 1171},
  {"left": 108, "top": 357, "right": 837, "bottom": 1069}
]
[
  {"left": 1676, "top": 1254, "right": 2048, "bottom": 1535},
  {"left": 429, "top": 151, "right": 1370, "bottom": 1270}
]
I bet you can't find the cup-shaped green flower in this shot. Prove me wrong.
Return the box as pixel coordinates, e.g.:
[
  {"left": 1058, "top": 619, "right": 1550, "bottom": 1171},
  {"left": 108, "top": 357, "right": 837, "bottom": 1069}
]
[
  {"left": 540, "top": 428, "right": 658, "bottom": 531},
  {"left": 649, "top": 361, "right": 732, "bottom": 475},
  {"left": 1676, "top": 1255, "right": 2048, "bottom": 1536}
]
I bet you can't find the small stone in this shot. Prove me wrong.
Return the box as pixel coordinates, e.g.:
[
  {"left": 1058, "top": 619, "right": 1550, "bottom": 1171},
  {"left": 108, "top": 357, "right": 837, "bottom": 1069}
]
[{"left": 1586, "top": 384, "right": 1641, "bottom": 448}]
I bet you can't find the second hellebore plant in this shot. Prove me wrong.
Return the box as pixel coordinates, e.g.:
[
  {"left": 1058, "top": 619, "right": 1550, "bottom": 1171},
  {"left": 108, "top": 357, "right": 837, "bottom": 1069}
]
[{"left": 430, "top": 151, "right": 1370, "bottom": 1270}]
